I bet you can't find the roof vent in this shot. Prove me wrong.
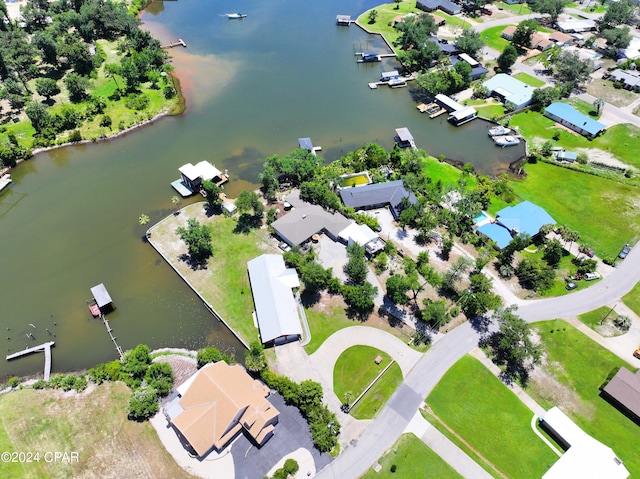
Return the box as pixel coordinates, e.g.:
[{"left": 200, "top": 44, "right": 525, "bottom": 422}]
[{"left": 302, "top": 215, "right": 307, "bottom": 219}]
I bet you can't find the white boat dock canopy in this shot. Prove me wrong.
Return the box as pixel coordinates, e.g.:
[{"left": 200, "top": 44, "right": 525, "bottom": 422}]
[
  {"left": 449, "top": 107, "right": 477, "bottom": 122},
  {"left": 395, "top": 127, "right": 414, "bottom": 142},
  {"left": 91, "top": 283, "right": 113, "bottom": 308},
  {"left": 435, "top": 94, "right": 464, "bottom": 112},
  {"left": 247, "top": 254, "right": 302, "bottom": 344},
  {"left": 179, "top": 161, "right": 222, "bottom": 183},
  {"left": 541, "top": 407, "right": 629, "bottom": 479}
]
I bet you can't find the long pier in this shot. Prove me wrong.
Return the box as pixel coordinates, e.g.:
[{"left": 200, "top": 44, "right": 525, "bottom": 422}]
[
  {"left": 6, "top": 341, "right": 55, "bottom": 380},
  {"left": 162, "top": 38, "right": 187, "bottom": 49},
  {"left": 102, "top": 316, "right": 124, "bottom": 360}
]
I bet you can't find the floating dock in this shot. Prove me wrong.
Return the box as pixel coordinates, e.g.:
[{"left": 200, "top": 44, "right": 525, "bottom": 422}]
[
  {"left": 417, "top": 102, "right": 446, "bottom": 118},
  {"left": 6, "top": 341, "right": 55, "bottom": 380}
]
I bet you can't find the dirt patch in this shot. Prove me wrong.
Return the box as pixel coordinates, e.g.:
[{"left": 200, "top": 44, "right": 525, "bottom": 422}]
[
  {"left": 528, "top": 361, "right": 595, "bottom": 420},
  {"left": 579, "top": 148, "right": 635, "bottom": 171}
]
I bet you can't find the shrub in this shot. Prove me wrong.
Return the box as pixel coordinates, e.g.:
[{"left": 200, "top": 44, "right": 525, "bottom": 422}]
[
  {"left": 73, "top": 375, "right": 88, "bottom": 392},
  {"left": 8, "top": 377, "right": 20, "bottom": 388},
  {"left": 613, "top": 315, "right": 631, "bottom": 332},
  {"left": 69, "top": 130, "right": 82, "bottom": 142},
  {"left": 125, "top": 94, "right": 150, "bottom": 111},
  {"left": 61, "top": 375, "right": 78, "bottom": 391},
  {"left": 100, "top": 115, "right": 112, "bottom": 128},
  {"left": 32, "top": 379, "right": 48, "bottom": 390},
  {"left": 197, "top": 346, "right": 232, "bottom": 368},
  {"left": 144, "top": 362, "right": 174, "bottom": 396},
  {"left": 127, "top": 386, "right": 159, "bottom": 421}
]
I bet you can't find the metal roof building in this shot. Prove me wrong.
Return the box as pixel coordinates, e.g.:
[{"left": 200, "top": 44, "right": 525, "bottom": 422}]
[
  {"left": 90, "top": 283, "right": 113, "bottom": 308},
  {"left": 483, "top": 74, "right": 535, "bottom": 110},
  {"left": 544, "top": 102, "right": 606, "bottom": 138},
  {"left": 477, "top": 201, "right": 555, "bottom": 248},
  {"left": 602, "top": 367, "right": 640, "bottom": 423},
  {"left": 247, "top": 254, "right": 302, "bottom": 345},
  {"left": 339, "top": 180, "right": 417, "bottom": 219}
]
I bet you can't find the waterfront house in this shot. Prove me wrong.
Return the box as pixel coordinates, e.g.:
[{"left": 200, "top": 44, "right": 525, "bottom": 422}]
[
  {"left": 540, "top": 407, "right": 629, "bottom": 479},
  {"left": 416, "top": 0, "right": 461, "bottom": 16},
  {"left": 544, "top": 102, "right": 606, "bottom": 138},
  {"left": 428, "top": 36, "right": 460, "bottom": 56},
  {"left": 164, "top": 361, "right": 280, "bottom": 457},
  {"left": 339, "top": 179, "right": 417, "bottom": 219},
  {"left": 247, "top": 254, "right": 303, "bottom": 345},
  {"left": 477, "top": 201, "right": 555, "bottom": 248},
  {"left": 483, "top": 73, "right": 535, "bottom": 110}
]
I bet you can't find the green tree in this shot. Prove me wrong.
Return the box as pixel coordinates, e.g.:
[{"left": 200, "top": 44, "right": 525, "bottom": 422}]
[
  {"left": 64, "top": 72, "right": 90, "bottom": 102},
  {"left": 301, "top": 261, "right": 331, "bottom": 292},
  {"left": 25, "top": 101, "right": 51, "bottom": 132},
  {"left": 127, "top": 386, "right": 159, "bottom": 421},
  {"left": 602, "top": 27, "right": 632, "bottom": 57},
  {"left": 543, "top": 238, "right": 564, "bottom": 267},
  {"left": 552, "top": 51, "right": 593, "bottom": 85},
  {"left": 197, "top": 346, "right": 231, "bottom": 368},
  {"left": 497, "top": 44, "right": 518, "bottom": 72},
  {"left": 422, "top": 299, "right": 449, "bottom": 328},
  {"left": 259, "top": 165, "right": 279, "bottom": 200},
  {"left": 529, "top": 0, "right": 568, "bottom": 23},
  {"left": 144, "top": 362, "right": 174, "bottom": 397},
  {"left": 342, "top": 282, "right": 377, "bottom": 315},
  {"left": 512, "top": 20, "right": 538, "bottom": 48},
  {"left": 455, "top": 29, "right": 485, "bottom": 56},
  {"left": 235, "top": 190, "right": 264, "bottom": 217},
  {"left": 485, "top": 306, "right": 541, "bottom": 384},
  {"left": 386, "top": 274, "right": 411, "bottom": 305},
  {"left": 598, "top": 0, "right": 632, "bottom": 30},
  {"left": 368, "top": 9, "right": 378, "bottom": 24},
  {"left": 515, "top": 256, "right": 555, "bottom": 292},
  {"left": 459, "top": 272, "right": 502, "bottom": 317},
  {"left": 245, "top": 341, "right": 267, "bottom": 373},
  {"left": 175, "top": 218, "right": 213, "bottom": 264},
  {"left": 345, "top": 242, "right": 368, "bottom": 285},
  {"left": 202, "top": 180, "right": 223, "bottom": 211}
]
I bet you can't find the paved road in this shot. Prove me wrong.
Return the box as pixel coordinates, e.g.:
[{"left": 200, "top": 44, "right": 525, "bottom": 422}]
[{"left": 316, "top": 244, "right": 640, "bottom": 479}]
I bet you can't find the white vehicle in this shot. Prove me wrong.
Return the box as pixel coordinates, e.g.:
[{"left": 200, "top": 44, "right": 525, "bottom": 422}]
[
  {"left": 493, "top": 135, "right": 520, "bottom": 147},
  {"left": 487, "top": 125, "right": 511, "bottom": 137},
  {"left": 584, "top": 272, "right": 601, "bottom": 281}
]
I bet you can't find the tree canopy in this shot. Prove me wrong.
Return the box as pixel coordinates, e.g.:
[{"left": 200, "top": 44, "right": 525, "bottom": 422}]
[
  {"left": 455, "top": 29, "right": 485, "bottom": 56},
  {"left": 175, "top": 218, "right": 213, "bottom": 265},
  {"left": 497, "top": 44, "right": 518, "bottom": 72},
  {"left": 529, "top": 0, "right": 569, "bottom": 23}
]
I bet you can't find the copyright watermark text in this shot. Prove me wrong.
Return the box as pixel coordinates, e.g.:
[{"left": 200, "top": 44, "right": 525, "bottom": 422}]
[{"left": 1, "top": 451, "right": 79, "bottom": 463}]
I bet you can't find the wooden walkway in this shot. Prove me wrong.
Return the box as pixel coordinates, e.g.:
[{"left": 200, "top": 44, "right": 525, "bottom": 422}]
[
  {"left": 6, "top": 341, "right": 55, "bottom": 380},
  {"left": 102, "top": 315, "right": 124, "bottom": 360}
]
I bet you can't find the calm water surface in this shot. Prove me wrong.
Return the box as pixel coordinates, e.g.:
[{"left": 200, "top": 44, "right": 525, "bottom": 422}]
[{"left": 0, "top": 0, "right": 522, "bottom": 378}]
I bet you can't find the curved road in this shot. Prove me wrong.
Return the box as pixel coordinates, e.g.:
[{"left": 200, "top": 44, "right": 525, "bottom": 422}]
[{"left": 316, "top": 245, "right": 640, "bottom": 479}]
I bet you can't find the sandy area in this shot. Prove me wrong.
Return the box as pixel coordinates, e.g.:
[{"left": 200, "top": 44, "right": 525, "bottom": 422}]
[
  {"left": 578, "top": 147, "right": 636, "bottom": 171},
  {"left": 264, "top": 448, "right": 317, "bottom": 478}
]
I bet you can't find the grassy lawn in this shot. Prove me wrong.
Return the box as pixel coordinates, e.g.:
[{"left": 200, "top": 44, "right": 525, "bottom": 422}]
[
  {"left": 586, "top": 75, "right": 639, "bottom": 108},
  {"left": 423, "top": 155, "right": 477, "bottom": 187},
  {"left": 475, "top": 104, "right": 506, "bottom": 120},
  {"left": 149, "top": 203, "right": 278, "bottom": 346},
  {"left": 507, "top": 161, "right": 640, "bottom": 258},
  {"left": 529, "top": 320, "right": 640, "bottom": 477},
  {"left": 578, "top": 306, "right": 620, "bottom": 330},
  {"left": 622, "top": 280, "right": 640, "bottom": 316},
  {"left": 510, "top": 109, "right": 640, "bottom": 170},
  {"left": 564, "top": 97, "right": 600, "bottom": 119},
  {"left": 333, "top": 345, "right": 403, "bottom": 419},
  {"left": 427, "top": 355, "right": 558, "bottom": 479},
  {"left": 494, "top": 1, "right": 533, "bottom": 14},
  {"left": 356, "top": 2, "right": 420, "bottom": 48},
  {"left": 480, "top": 25, "right": 511, "bottom": 53},
  {"left": 514, "top": 72, "right": 545, "bottom": 87},
  {"left": 435, "top": 11, "right": 473, "bottom": 30},
  {"left": 0, "top": 383, "right": 194, "bottom": 479},
  {"left": 361, "top": 433, "right": 464, "bottom": 479}
]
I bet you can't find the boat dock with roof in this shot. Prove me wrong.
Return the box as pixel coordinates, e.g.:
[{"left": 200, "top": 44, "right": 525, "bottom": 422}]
[
  {"left": 88, "top": 283, "right": 123, "bottom": 359},
  {"left": 171, "top": 161, "right": 229, "bottom": 197},
  {"left": 394, "top": 128, "right": 417, "bottom": 150}
]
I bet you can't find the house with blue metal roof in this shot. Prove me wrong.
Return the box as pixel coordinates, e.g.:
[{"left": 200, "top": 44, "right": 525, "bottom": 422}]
[
  {"left": 544, "top": 103, "right": 606, "bottom": 138},
  {"left": 477, "top": 201, "right": 556, "bottom": 248},
  {"left": 483, "top": 74, "right": 535, "bottom": 110}
]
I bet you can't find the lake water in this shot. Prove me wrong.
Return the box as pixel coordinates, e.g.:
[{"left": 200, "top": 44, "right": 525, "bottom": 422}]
[{"left": 0, "top": 0, "right": 523, "bottom": 378}]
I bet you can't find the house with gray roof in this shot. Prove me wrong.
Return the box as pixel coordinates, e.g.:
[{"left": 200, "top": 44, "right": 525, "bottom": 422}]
[
  {"left": 417, "top": 0, "right": 461, "bottom": 15},
  {"left": 602, "top": 367, "right": 640, "bottom": 424},
  {"left": 271, "top": 190, "right": 351, "bottom": 246},
  {"left": 339, "top": 180, "right": 417, "bottom": 219},
  {"left": 483, "top": 74, "right": 535, "bottom": 110},
  {"left": 247, "top": 254, "right": 302, "bottom": 345}
]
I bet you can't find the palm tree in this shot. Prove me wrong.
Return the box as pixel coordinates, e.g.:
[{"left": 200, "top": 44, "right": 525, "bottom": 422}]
[
  {"left": 171, "top": 195, "right": 181, "bottom": 214},
  {"left": 245, "top": 341, "right": 266, "bottom": 373},
  {"left": 138, "top": 213, "right": 150, "bottom": 225}
]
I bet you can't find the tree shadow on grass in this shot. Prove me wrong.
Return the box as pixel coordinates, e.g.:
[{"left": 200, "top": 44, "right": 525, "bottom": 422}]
[
  {"left": 233, "top": 213, "right": 261, "bottom": 234},
  {"left": 178, "top": 253, "right": 209, "bottom": 271},
  {"left": 301, "top": 290, "right": 321, "bottom": 307}
]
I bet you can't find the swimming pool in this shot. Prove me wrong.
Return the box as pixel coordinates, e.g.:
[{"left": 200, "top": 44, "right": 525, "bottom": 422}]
[{"left": 474, "top": 211, "right": 491, "bottom": 224}]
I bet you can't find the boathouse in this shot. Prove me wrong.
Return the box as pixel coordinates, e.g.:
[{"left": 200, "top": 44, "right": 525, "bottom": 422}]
[
  {"left": 164, "top": 361, "right": 280, "bottom": 456},
  {"left": 90, "top": 283, "right": 114, "bottom": 314},
  {"left": 435, "top": 94, "right": 464, "bottom": 112},
  {"left": 173, "top": 161, "right": 228, "bottom": 196},
  {"left": 247, "top": 254, "right": 303, "bottom": 345},
  {"left": 394, "top": 127, "right": 416, "bottom": 149},
  {"left": 448, "top": 106, "right": 477, "bottom": 126},
  {"left": 544, "top": 103, "right": 606, "bottom": 138},
  {"left": 336, "top": 14, "right": 351, "bottom": 25}
]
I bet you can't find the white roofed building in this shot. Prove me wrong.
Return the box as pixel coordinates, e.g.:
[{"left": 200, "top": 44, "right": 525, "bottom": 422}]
[{"left": 247, "top": 254, "right": 303, "bottom": 345}]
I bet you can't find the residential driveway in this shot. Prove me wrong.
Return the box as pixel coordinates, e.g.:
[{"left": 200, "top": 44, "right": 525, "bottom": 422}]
[{"left": 231, "top": 392, "right": 332, "bottom": 479}]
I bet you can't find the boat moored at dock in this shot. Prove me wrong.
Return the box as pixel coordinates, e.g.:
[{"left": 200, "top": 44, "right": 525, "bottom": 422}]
[
  {"left": 0, "top": 174, "right": 12, "bottom": 193},
  {"left": 493, "top": 135, "right": 520, "bottom": 147},
  {"left": 488, "top": 125, "right": 512, "bottom": 137}
]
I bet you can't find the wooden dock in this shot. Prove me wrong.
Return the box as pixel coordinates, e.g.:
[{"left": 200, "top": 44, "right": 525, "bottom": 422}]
[
  {"left": 6, "top": 341, "right": 55, "bottom": 380},
  {"left": 162, "top": 38, "right": 187, "bottom": 49},
  {"left": 102, "top": 316, "right": 124, "bottom": 360}
]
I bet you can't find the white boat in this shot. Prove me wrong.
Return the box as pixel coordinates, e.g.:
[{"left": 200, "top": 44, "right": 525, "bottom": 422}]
[
  {"left": 0, "top": 174, "right": 12, "bottom": 192},
  {"left": 493, "top": 135, "right": 520, "bottom": 147},
  {"left": 487, "top": 125, "right": 511, "bottom": 137},
  {"left": 225, "top": 13, "right": 247, "bottom": 19}
]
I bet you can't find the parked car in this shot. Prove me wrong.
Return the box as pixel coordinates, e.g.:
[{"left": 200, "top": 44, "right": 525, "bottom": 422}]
[
  {"left": 566, "top": 281, "right": 578, "bottom": 290},
  {"left": 585, "top": 248, "right": 594, "bottom": 258},
  {"left": 584, "top": 272, "right": 601, "bottom": 281},
  {"left": 480, "top": 7, "right": 492, "bottom": 15},
  {"left": 619, "top": 244, "right": 631, "bottom": 259},
  {"left": 278, "top": 242, "right": 291, "bottom": 252},
  {"left": 634, "top": 349, "right": 640, "bottom": 360}
]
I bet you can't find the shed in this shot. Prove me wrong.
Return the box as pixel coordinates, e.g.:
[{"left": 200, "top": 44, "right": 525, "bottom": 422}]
[
  {"left": 222, "top": 200, "right": 237, "bottom": 216},
  {"left": 91, "top": 283, "right": 113, "bottom": 309},
  {"left": 556, "top": 151, "right": 577, "bottom": 162}
]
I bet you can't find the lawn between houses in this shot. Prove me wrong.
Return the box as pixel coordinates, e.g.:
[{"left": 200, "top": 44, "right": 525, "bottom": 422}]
[
  {"left": 528, "top": 320, "right": 640, "bottom": 478},
  {"left": 148, "top": 203, "right": 278, "bottom": 346},
  {"left": 361, "top": 433, "right": 464, "bottom": 479},
  {"left": 0, "top": 382, "right": 194, "bottom": 479},
  {"left": 426, "top": 355, "right": 558, "bottom": 479},
  {"left": 507, "top": 161, "right": 640, "bottom": 258}
]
